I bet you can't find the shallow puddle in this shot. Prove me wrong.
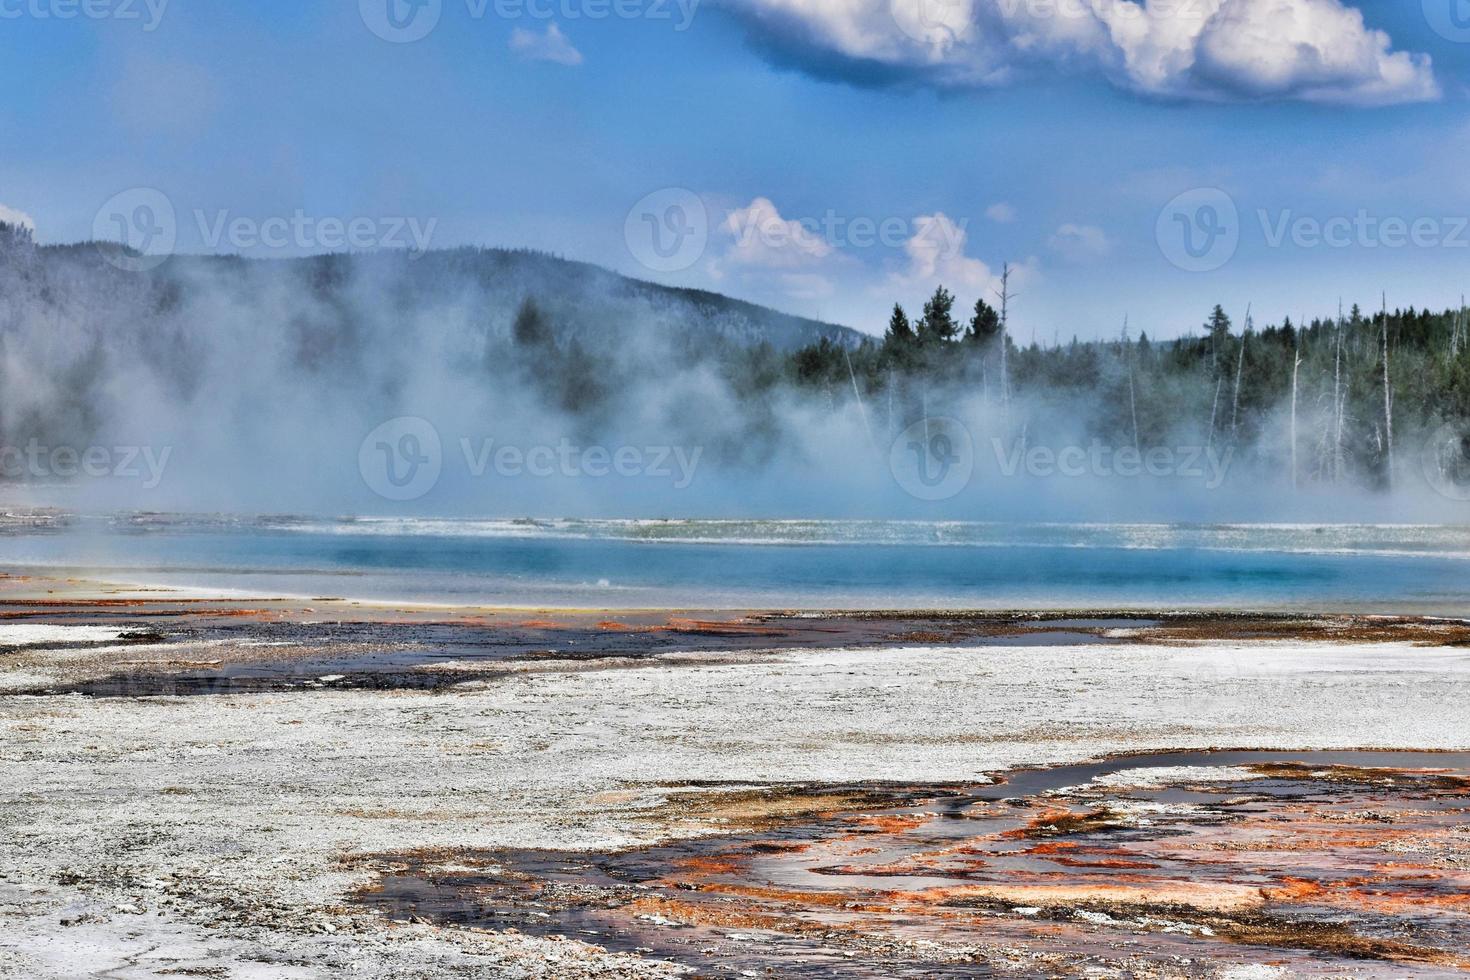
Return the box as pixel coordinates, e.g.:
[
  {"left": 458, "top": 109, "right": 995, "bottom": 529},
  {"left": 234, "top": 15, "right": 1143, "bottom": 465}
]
[
  {"left": 354, "top": 750, "right": 1470, "bottom": 978},
  {"left": 26, "top": 612, "right": 1149, "bottom": 696},
  {"left": 8, "top": 604, "right": 1468, "bottom": 696}
]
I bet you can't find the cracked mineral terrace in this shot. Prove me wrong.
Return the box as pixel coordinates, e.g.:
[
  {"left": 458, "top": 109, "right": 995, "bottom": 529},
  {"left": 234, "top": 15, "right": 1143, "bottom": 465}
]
[{"left": 2, "top": 574, "right": 1469, "bottom": 977}]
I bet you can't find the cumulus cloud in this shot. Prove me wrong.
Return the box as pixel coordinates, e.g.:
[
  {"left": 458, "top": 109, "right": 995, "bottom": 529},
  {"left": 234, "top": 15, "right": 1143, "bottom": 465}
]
[
  {"left": 705, "top": 197, "right": 841, "bottom": 308},
  {"left": 1185, "top": 0, "right": 1436, "bottom": 104},
  {"left": 1049, "top": 222, "right": 1111, "bottom": 260},
  {"left": 897, "top": 212, "right": 991, "bottom": 289},
  {"left": 707, "top": 199, "right": 1033, "bottom": 317},
  {"left": 886, "top": 213, "right": 1039, "bottom": 330},
  {"left": 721, "top": 0, "right": 1437, "bottom": 105},
  {"left": 510, "top": 23, "right": 584, "bottom": 66},
  {"left": 714, "top": 196, "right": 835, "bottom": 271},
  {"left": 0, "top": 204, "right": 35, "bottom": 231}
]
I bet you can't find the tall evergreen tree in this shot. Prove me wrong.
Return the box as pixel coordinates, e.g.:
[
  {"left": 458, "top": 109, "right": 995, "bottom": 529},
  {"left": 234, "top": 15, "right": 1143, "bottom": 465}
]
[
  {"left": 965, "top": 298, "right": 1001, "bottom": 346},
  {"left": 512, "top": 297, "right": 553, "bottom": 349},
  {"left": 1206, "top": 304, "right": 1232, "bottom": 367},
  {"left": 885, "top": 303, "right": 914, "bottom": 346},
  {"left": 917, "top": 286, "right": 959, "bottom": 346}
]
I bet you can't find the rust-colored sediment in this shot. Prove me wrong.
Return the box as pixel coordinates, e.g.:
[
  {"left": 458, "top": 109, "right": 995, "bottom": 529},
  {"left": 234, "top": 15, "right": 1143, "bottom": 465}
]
[
  {"left": 353, "top": 755, "right": 1470, "bottom": 977},
  {"left": 9, "top": 593, "right": 1470, "bottom": 697}
]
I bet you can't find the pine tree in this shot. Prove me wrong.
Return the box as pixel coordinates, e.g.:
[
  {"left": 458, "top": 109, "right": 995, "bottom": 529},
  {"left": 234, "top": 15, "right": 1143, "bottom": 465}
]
[
  {"left": 917, "top": 286, "right": 959, "bottom": 346},
  {"left": 512, "top": 297, "right": 553, "bottom": 349},
  {"left": 885, "top": 304, "right": 914, "bottom": 345},
  {"left": 965, "top": 298, "right": 1001, "bottom": 346},
  {"left": 1206, "top": 304, "right": 1232, "bottom": 370}
]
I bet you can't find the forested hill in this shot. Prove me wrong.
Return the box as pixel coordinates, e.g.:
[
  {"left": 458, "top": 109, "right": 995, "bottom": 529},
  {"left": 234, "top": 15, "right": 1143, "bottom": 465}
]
[
  {"left": 0, "top": 222, "right": 863, "bottom": 465},
  {"left": 0, "top": 226, "right": 859, "bottom": 354}
]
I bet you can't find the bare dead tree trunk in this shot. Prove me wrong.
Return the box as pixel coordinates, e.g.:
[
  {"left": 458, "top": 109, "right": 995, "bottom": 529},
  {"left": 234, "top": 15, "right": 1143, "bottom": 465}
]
[
  {"left": 1123, "top": 315, "right": 1139, "bottom": 453},
  {"left": 1290, "top": 339, "right": 1301, "bottom": 490},
  {"left": 1382, "top": 292, "right": 1394, "bottom": 489},
  {"left": 993, "top": 263, "right": 1013, "bottom": 426},
  {"left": 1231, "top": 304, "right": 1250, "bottom": 443},
  {"left": 887, "top": 368, "right": 896, "bottom": 440},
  {"left": 1454, "top": 295, "right": 1465, "bottom": 359},
  {"left": 1208, "top": 376, "right": 1222, "bottom": 452},
  {"left": 843, "top": 347, "right": 875, "bottom": 451},
  {"left": 1334, "top": 301, "right": 1345, "bottom": 483}
]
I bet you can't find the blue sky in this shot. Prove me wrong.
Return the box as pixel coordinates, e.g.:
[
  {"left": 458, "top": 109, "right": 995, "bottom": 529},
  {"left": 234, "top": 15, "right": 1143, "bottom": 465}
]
[{"left": 3, "top": 0, "right": 1470, "bottom": 340}]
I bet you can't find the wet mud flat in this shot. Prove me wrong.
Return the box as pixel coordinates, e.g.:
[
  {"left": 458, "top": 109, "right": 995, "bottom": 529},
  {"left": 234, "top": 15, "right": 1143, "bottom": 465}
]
[
  {"left": 4, "top": 585, "right": 1470, "bottom": 696},
  {"left": 354, "top": 751, "right": 1470, "bottom": 978}
]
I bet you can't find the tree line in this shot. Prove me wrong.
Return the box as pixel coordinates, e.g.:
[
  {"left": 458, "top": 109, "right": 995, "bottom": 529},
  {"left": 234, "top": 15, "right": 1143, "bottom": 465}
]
[
  {"left": 768, "top": 284, "right": 1470, "bottom": 491},
  {"left": 4, "top": 216, "right": 1468, "bottom": 494}
]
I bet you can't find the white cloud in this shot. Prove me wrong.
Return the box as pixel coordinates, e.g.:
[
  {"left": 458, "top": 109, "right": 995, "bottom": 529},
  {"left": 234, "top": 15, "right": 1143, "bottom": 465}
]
[
  {"left": 705, "top": 198, "right": 1043, "bottom": 320},
  {"left": 898, "top": 212, "right": 991, "bottom": 289},
  {"left": 1049, "top": 222, "right": 1111, "bottom": 261},
  {"left": 886, "top": 214, "right": 1040, "bottom": 331},
  {"left": 0, "top": 204, "right": 35, "bottom": 231},
  {"left": 509, "top": 23, "right": 584, "bottom": 66},
  {"left": 722, "top": 0, "right": 1437, "bottom": 106},
  {"left": 985, "top": 202, "right": 1016, "bottom": 223},
  {"left": 715, "top": 197, "right": 835, "bottom": 271},
  {"left": 706, "top": 197, "right": 840, "bottom": 306}
]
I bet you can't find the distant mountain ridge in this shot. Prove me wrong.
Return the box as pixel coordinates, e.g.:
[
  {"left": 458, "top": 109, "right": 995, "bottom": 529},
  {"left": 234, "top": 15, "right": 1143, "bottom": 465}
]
[
  {"left": 434, "top": 247, "right": 865, "bottom": 351},
  {"left": 0, "top": 226, "right": 864, "bottom": 458},
  {"left": 1, "top": 230, "right": 863, "bottom": 354}
]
